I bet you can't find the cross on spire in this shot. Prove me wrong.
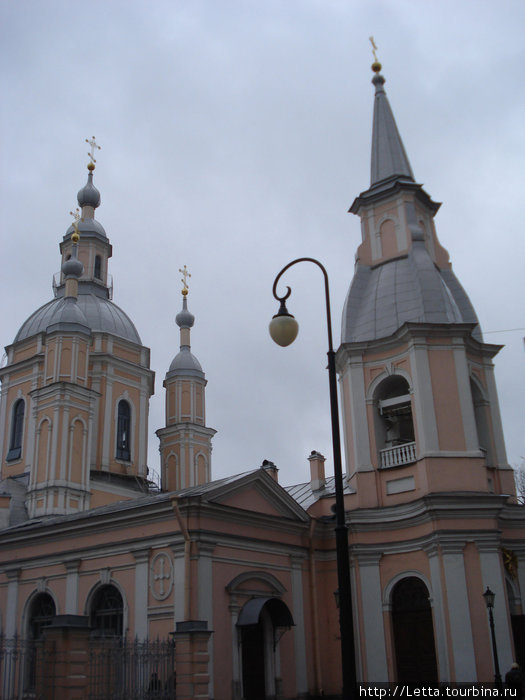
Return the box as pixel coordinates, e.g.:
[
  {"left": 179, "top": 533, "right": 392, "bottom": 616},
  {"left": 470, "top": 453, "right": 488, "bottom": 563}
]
[
  {"left": 369, "top": 36, "right": 379, "bottom": 63},
  {"left": 179, "top": 265, "right": 191, "bottom": 295},
  {"left": 69, "top": 207, "right": 81, "bottom": 240},
  {"left": 85, "top": 136, "right": 101, "bottom": 165}
]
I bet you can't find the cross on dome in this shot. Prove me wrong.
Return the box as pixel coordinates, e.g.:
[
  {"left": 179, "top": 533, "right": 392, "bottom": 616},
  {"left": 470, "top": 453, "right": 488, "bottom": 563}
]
[
  {"left": 85, "top": 136, "right": 101, "bottom": 166},
  {"left": 179, "top": 265, "right": 191, "bottom": 296}
]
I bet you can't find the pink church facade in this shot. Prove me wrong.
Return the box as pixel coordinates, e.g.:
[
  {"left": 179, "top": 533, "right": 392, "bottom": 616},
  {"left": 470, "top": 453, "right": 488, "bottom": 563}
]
[{"left": 0, "top": 64, "right": 524, "bottom": 699}]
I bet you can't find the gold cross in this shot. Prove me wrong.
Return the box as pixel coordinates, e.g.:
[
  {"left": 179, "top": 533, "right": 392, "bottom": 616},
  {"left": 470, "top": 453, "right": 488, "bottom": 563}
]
[
  {"left": 69, "top": 207, "right": 81, "bottom": 241},
  {"left": 85, "top": 136, "right": 101, "bottom": 164},
  {"left": 369, "top": 36, "right": 379, "bottom": 63},
  {"left": 179, "top": 265, "right": 191, "bottom": 294}
]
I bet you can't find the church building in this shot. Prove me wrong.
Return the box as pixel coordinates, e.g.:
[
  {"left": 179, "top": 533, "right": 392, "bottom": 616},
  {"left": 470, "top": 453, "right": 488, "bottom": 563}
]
[{"left": 0, "top": 60, "right": 524, "bottom": 699}]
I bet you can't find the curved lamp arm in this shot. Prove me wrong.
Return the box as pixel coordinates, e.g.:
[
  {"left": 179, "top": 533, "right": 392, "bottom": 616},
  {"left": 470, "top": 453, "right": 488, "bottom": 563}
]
[{"left": 271, "top": 257, "right": 335, "bottom": 352}]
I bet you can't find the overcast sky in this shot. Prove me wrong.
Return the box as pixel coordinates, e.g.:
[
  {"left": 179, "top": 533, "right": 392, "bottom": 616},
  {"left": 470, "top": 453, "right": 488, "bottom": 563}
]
[{"left": 1, "top": 0, "right": 524, "bottom": 488}]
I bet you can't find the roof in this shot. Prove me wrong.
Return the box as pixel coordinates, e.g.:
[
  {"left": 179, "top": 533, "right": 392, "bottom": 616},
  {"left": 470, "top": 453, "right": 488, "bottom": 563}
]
[
  {"left": 341, "top": 239, "right": 482, "bottom": 343},
  {"left": 15, "top": 285, "right": 141, "bottom": 344},
  {"left": 285, "top": 475, "right": 354, "bottom": 510},
  {"left": 370, "top": 72, "right": 414, "bottom": 187}
]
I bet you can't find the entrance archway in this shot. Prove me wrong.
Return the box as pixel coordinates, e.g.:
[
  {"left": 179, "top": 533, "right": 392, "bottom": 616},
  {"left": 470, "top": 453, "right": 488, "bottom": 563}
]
[
  {"left": 237, "top": 597, "right": 294, "bottom": 700},
  {"left": 392, "top": 576, "right": 438, "bottom": 683}
]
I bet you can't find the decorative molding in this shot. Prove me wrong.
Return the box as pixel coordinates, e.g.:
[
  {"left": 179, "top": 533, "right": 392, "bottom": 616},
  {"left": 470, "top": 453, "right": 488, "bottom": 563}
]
[{"left": 150, "top": 552, "right": 174, "bottom": 601}]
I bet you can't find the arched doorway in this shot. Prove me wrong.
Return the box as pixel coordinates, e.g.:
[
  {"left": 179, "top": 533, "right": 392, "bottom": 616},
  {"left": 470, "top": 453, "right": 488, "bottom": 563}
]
[
  {"left": 237, "top": 597, "right": 294, "bottom": 700},
  {"left": 392, "top": 577, "right": 438, "bottom": 682}
]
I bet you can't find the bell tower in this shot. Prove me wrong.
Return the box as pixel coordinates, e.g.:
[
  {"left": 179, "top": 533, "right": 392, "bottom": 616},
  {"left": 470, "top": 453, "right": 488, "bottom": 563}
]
[
  {"left": 157, "top": 268, "right": 216, "bottom": 491},
  {"left": 337, "top": 59, "right": 514, "bottom": 507}
]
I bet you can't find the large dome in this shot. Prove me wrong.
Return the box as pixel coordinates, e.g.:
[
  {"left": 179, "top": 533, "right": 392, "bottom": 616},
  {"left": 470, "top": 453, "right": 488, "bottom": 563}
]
[{"left": 15, "top": 288, "right": 141, "bottom": 344}]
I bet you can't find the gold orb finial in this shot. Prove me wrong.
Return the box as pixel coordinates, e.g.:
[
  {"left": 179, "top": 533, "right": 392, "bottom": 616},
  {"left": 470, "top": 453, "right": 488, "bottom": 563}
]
[{"left": 369, "top": 36, "right": 382, "bottom": 73}]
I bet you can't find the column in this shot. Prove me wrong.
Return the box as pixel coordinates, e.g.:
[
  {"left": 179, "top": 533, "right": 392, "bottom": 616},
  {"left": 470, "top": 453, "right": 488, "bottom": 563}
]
[
  {"left": 5, "top": 568, "right": 20, "bottom": 636},
  {"left": 479, "top": 544, "right": 514, "bottom": 675},
  {"left": 345, "top": 359, "right": 373, "bottom": 472},
  {"left": 64, "top": 560, "right": 80, "bottom": 614},
  {"left": 356, "top": 552, "right": 388, "bottom": 681},
  {"left": 441, "top": 543, "right": 477, "bottom": 680},
  {"left": 290, "top": 554, "right": 308, "bottom": 696},
  {"left": 409, "top": 341, "right": 439, "bottom": 454},
  {"left": 453, "top": 341, "right": 480, "bottom": 453},
  {"left": 426, "top": 543, "right": 450, "bottom": 681},
  {"left": 197, "top": 542, "right": 215, "bottom": 699},
  {"left": 133, "top": 549, "right": 150, "bottom": 639}
]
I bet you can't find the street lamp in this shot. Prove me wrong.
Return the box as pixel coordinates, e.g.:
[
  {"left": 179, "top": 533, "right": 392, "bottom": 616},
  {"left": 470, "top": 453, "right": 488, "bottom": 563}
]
[
  {"left": 483, "top": 587, "right": 503, "bottom": 689},
  {"left": 269, "top": 257, "right": 356, "bottom": 700}
]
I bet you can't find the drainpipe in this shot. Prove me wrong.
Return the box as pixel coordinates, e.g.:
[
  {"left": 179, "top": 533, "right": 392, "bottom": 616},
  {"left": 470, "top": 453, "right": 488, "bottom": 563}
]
[
  {"left": 172, "top": 499, "right": 191, "bottom": 620},
  {"left": 309, "top": 518, "right": 323, "bottom": 695}
]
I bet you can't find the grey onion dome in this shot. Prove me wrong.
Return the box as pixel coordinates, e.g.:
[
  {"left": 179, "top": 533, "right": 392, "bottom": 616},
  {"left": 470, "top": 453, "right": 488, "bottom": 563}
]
[
  {"left": 61, "top": 250, "right": 84, "bottom": 278},
  {"left": 77, "top": 171, "right": 101, "bottom": 208},
  {"left": 176, "top": 296, "right": 195, "bottom": 328},
  {"left": 168, "top": 347, "right": 203, "bottom": 375},
  {"left": 167, "top": 294, "right": 203, "bottom": 377}
]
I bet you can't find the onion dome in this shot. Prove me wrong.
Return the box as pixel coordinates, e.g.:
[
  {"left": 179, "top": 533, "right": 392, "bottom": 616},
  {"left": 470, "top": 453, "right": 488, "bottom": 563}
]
[
  {"left": 167, "top": 280, "right": 204, "bottom": 378},
  {"left": 77, "top": 167, "right": 101, "bottom": 209},
  {"left": 61, "top": 248, "right": 84, "bottom": 279},
  {"left": 175, "top": 296, "right": 195, "bottom": 329}
]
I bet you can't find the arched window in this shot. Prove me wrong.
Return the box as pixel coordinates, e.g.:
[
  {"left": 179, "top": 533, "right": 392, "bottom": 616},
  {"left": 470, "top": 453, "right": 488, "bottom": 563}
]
[
  {"left": 28, "top": 592, "right": 56, "bottom": 640},
  {"left": 25, "top": 593, "right": 56, "bottom": 692},
  {"left": 7, "top": 399, "right": 25, "bottom": 461},
  {"left": 94, "top": 254, "right": 102, "bottom": 280},
  {"left": 90, "top": 585, "right": 123, "bottom": 637},
  {"left": 116, "top": 400, "right": 131, "bottom": 461},
  {"left": 374, "top": 376, "right": 415, "bottom": 468}
]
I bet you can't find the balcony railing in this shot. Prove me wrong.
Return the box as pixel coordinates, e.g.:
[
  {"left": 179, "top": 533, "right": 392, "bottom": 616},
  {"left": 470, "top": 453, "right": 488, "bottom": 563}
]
[{"left": 380, "top": 441, "right": 417, "bottom": 469}]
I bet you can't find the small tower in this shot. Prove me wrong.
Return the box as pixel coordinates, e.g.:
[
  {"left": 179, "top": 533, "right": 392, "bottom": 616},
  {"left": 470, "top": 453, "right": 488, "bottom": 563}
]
[{"left": 157, "top": 268, "right": 216, "bottom": 491}]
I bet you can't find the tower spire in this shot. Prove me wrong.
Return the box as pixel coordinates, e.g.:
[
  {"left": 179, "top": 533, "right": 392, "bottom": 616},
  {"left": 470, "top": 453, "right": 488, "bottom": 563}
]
[
  {"left": 157, "top": 267, "right": 216, "bottom": 491},
  {"left": 369, "top": 48, "right": 414, "bottom": 187}
]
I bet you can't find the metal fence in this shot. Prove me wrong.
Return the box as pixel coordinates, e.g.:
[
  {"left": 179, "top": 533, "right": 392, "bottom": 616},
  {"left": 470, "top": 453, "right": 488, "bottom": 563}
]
[
  {"left": 89, "top": 637, "right": 176, "bottom": 699},
  {"left": 0, "top": 635, "right": 175, "bottom": 700}
]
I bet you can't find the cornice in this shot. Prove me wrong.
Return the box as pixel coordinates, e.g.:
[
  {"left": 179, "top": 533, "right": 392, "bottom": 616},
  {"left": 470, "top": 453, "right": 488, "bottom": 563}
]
[
  {"left": 336, "top": 322, "right": 501, "bottom": 371},
  {"left": 346, "top": 493, "right": 510, "bottom": 532}
]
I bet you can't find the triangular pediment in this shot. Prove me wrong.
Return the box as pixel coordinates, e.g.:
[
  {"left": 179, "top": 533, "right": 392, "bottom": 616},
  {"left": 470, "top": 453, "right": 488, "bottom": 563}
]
[{"left": 180, "top": 469, "right": 309, "bottom": 522}]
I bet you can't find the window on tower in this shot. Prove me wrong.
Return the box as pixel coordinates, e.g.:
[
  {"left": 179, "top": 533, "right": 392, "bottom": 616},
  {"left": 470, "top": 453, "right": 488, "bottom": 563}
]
[
  {"left": 374, "top": 376, "right": 416, "bottom": 468},
  {"left": 116, "top": 400, "right": 131, "bottom": 461},
  {"left": 7, "top": 398, "right": 25, "bottom": 461},
  {"left": 94, "top": 254, "right": 102, "bottom": 280}
]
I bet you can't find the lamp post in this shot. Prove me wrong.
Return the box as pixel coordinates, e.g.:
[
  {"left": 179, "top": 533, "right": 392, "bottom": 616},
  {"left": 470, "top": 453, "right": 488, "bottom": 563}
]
[
  {"left": 269, "top": 257, "right": 356, "bottom": 700},
  {"left": 483, "top": 587, "right": 503, "bottom": 689}
]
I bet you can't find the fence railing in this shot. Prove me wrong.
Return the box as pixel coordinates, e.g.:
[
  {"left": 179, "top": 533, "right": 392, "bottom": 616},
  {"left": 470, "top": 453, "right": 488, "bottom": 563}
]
[
  {"left": 0, "top": 635, "right": 175, "bottom": 700},
  {"left": 89, "top": 637, "right": 176, "bottom": 699},
  {"left": 380, "top": 441, "right": 417, "bottom": 469}
]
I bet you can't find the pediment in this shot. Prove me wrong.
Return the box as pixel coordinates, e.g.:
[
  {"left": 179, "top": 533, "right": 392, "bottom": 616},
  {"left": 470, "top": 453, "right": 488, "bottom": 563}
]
[{"left": 200, "top": 469, "right": 309, "bottom": 522}]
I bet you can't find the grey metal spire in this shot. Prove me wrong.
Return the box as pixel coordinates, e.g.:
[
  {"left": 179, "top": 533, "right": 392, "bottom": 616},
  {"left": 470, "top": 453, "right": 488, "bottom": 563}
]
[{"left": 370, "top": 71, "right": 414, "bottom": 186}]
